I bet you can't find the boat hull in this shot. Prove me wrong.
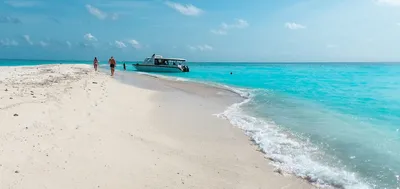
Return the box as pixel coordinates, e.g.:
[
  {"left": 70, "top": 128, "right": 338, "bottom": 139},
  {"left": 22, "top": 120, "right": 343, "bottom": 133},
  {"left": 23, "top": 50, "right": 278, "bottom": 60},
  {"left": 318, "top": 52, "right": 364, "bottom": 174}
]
[{"left": 133, "top": 64, "right": 187, "bottom": 73}]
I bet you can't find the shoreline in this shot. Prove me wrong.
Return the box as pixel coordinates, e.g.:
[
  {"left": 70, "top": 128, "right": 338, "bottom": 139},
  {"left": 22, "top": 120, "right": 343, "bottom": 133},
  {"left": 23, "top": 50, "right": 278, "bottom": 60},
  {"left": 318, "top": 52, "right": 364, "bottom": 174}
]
[
  {"left": 123, "top": 71, "right": 375, "bottom": 189},
  {"left": 110, "top": 69, "right": 321, "bottom": 188},
  {"left": 0, "top": 64, "right": 314, "bottom": 189}
]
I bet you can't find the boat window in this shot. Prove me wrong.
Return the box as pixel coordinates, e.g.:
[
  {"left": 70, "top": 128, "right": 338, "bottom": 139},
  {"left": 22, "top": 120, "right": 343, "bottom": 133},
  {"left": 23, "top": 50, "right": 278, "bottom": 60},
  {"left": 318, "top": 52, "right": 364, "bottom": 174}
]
[
  {"left": 153, "top": 59, "right": 185, "bottom": 65},
  {"left": 170, "top": 60, "right": 182, "bottom": 65},
  {"left": 158, "top": 59, "right": 169, "bottom": 65}
]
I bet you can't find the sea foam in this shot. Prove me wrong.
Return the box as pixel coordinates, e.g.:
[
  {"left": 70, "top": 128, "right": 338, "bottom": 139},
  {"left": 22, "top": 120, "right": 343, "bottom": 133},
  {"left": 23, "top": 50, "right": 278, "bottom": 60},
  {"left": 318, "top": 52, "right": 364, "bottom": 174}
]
[
  {"left": 134, "top": 69, "right": 376, "bottom": 189},
  {"left": 215, "top": 88, "right": 372, "bottom": 189}
]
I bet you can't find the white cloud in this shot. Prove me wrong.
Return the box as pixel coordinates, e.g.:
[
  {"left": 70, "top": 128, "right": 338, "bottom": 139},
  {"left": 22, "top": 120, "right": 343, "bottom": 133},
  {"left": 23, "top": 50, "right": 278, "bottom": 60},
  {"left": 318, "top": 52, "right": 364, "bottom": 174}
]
[
  {"left": 111, "top": 13, "right": 119, "bottom": 20},
  {"left": 23, "top": 35, "right": 33, "bottom": 45},
  {"left": 85, "top": 4, "right": 107, "bottom": 20},
  {"left": 84, "top": 33, "right": 97, "bottom": 41},
  {"left": 0, "top": 38, "right": 18, "bottom": 46},
  {"left": 211, "top": 19, "right": 248, "bottom": 35},
  {"left": 285, "top": 22, "right": 306, "bottom": 30},
  {"left": 375, "top": 0, "right": 400, "bottom": 6},
  {"left": 66, "top": 41, "right": 72, "bottom": 48},
  {"left": 4, "top": 0, "right": 39, "bottom": 7},
  {"left": 85, "top": 4, "right": 120, "bottom": 20},
  {"left": 165, "top": 1, "right": 203, "bottom": 16},
  {"left": 188, "top": 45, "right": 197, "bottom": 51},
  {"left": 39, "top": 41, "right": 48, "bottom": 47},
  {"left": 198, "top": 44, "right": 213, "bottom": 51},
  {"left": 222, "top": 19, "right": 249, "bottom": 29},
  {"left": 114, "top": 40, "right": 127, "bottom": 48},
  {"left": 210, "top": 29, "right": 227, "bottom": 35},
  {"left": 127, "top": 39, "right": 141, "bottom": 49},
  {"left": 188, "top": 44, "right": 213, "bottom": 51}
]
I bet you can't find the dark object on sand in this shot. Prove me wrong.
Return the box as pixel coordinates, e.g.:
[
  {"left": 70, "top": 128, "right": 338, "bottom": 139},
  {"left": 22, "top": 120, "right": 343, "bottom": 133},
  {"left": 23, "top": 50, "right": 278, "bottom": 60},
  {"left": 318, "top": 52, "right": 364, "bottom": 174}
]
[
  {"left": 13, "top": 113, "right": 18, "bottom": 117},
  {"left": 5, "top": 89, "right": 8, "bottom": 91},
  {"left": 92, "top": 82, "right": 98, "bottom": 84}
]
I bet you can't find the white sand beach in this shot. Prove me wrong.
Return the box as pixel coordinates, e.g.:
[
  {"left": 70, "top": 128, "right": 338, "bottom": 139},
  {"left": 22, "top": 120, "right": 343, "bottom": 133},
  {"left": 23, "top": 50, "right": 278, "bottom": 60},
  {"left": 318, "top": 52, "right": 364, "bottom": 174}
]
[{"left": 0, "top": 64, "right": 314, "bottom": 189}]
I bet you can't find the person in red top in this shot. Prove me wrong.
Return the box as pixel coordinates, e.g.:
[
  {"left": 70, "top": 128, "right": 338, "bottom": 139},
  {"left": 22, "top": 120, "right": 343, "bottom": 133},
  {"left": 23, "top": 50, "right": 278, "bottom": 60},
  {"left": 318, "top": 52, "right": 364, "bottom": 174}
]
[{"left": 93, "top": 57, "right": 98, "bottom": 71}]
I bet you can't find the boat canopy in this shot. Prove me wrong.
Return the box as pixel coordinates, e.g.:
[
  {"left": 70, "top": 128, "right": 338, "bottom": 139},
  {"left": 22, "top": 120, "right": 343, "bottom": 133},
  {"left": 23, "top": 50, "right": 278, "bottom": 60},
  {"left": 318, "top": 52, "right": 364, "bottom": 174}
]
[
  {"left": 155, "top": 57, "right": 186, "bottom": 61},
  {"left": 142, "top": 54, "right": 186, "bottom": 65}
]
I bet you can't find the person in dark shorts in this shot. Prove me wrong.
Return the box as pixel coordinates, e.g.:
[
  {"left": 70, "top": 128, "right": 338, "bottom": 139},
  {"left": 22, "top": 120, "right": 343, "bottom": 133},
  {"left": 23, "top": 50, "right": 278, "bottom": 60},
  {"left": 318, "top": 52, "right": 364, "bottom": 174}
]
[
  {"left": 123, "top": 63, "right": 126, "bottom": 70},
  {"left": 108, "top": 56, "right": 116, "bottom": 76}
]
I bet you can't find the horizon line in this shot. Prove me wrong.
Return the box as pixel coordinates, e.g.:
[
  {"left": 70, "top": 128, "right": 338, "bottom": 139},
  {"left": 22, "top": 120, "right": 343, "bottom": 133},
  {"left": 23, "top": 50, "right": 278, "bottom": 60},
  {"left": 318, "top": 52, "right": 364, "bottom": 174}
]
[{"left": 0, "top": 58, "right": 400, "bottom": 64}]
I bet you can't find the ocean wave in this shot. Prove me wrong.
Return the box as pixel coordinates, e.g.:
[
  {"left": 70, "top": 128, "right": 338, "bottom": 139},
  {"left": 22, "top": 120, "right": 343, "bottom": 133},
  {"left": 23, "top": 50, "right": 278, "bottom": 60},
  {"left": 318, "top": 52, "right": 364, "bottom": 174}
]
[
  {"left": 132, "top": 71, "right": 372, "bottom": 188},
  {"left": 211, "top": 83, "right": 252, "bottom": 98},
  {"left": 215, "top": 91, "right": 372, "bottom": 189},
  {"left": 131, "top": 73, "right": 372, "bottom": 189}
]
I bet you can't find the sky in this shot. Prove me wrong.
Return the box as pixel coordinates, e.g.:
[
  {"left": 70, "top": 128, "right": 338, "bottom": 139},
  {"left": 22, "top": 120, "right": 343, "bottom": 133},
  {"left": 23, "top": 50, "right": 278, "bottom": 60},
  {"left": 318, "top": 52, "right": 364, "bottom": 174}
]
[{"left": 1, "top": 0, "right": 400, "bottom": 62}]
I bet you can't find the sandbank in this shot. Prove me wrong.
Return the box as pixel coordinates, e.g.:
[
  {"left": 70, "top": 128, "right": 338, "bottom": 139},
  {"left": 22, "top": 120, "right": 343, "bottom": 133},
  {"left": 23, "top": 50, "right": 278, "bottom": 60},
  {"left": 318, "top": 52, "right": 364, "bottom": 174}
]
[{"left": 0, "top": 64, "right": 314, "bottom": 189}]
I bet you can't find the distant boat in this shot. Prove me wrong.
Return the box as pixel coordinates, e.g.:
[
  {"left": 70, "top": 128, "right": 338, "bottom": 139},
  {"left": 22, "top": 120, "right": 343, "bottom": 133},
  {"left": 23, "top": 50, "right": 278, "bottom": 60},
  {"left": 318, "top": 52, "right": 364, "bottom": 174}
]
[{"left": 133, "top": 54, "right": 189, "bottom": 73}]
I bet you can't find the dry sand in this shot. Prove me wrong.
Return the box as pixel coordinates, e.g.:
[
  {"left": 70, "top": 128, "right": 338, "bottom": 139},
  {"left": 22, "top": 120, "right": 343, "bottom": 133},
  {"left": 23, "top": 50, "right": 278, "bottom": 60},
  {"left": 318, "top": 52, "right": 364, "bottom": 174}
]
[{"left": 0, "top": 64, "right": 314, "bottom": 189}]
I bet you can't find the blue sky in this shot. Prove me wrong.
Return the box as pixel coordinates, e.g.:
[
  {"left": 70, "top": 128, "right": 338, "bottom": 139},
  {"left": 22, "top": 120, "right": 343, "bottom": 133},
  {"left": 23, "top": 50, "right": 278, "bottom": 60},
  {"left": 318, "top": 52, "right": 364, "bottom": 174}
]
[{"left": 1, "top": 0, "right": 400, "bottom": 62}]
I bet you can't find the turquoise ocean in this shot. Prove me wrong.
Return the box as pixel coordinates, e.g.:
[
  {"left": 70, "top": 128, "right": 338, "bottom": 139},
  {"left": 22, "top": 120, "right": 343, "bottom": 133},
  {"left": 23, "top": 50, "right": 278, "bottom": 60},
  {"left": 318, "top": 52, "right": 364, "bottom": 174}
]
[{"left": 1, "top": 59, "right": 400, "bottom": 189}]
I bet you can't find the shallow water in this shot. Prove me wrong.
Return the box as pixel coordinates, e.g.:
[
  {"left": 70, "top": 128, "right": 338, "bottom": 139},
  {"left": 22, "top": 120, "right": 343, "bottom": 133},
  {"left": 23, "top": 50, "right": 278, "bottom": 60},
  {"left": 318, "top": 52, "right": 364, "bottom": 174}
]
[
  {"left": 2, "top": 60, "right": 400, "bottom": 189},
  {"left": 126, "top": 62, "right": 400, "bottom": 189}
]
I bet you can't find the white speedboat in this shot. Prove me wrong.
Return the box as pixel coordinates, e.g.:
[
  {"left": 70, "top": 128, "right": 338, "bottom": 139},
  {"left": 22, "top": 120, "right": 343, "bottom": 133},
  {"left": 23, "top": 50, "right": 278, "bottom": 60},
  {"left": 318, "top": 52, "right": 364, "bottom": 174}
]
[{"left": 133, "top": 54, "right": 189, "bottom": 72}]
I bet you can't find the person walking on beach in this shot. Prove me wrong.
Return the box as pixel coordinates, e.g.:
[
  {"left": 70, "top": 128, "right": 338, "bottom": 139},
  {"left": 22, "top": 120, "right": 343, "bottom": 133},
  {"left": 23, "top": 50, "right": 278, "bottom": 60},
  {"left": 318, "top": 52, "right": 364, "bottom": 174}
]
[
  {"left": 109, "top": 56, "right": 116, "bottom": 76},
  {"left": 93, "top": 57, "right": 98, "bottom": 71},
  {"left": 123, "top": 63, "right": 126, "bottom": 70}
]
